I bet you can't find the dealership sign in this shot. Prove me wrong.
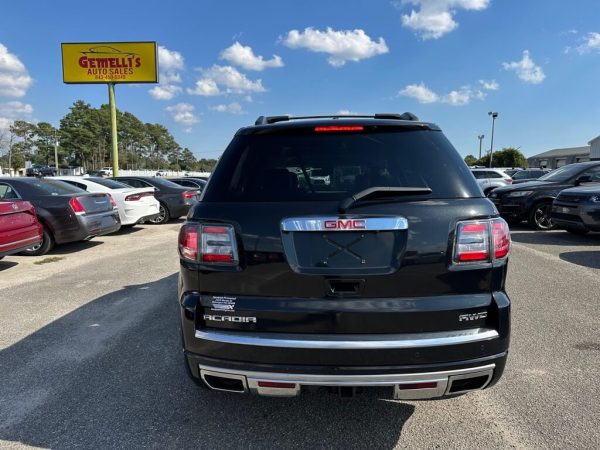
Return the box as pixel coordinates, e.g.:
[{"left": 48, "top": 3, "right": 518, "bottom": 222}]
[{"left": 61, "top": 42, "right": 158, "bottom": 84}]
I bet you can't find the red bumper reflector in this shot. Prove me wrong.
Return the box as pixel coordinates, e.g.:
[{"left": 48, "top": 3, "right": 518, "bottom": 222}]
[
  {"left": 257, "top": 381, "right": 297, "bottom": 389},
  {"left": 397, "top": 382, "right": 438, "bottom": 390}
]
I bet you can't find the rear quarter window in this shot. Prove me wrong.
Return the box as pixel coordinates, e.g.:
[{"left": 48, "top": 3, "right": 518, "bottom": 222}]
[{"left": 204, "top": 127, "right": 481, "bottom": 202}]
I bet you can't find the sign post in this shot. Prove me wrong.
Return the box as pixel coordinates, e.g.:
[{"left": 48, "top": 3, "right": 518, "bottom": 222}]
[{"left": 61, "top": 42, "right": 158, "bottom": 175}]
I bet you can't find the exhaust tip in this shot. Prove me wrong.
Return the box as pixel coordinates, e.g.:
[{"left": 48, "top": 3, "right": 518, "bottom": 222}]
[
  {"left": 200, "top": 369, "right": 248, "bottom": 393},
  {"left": 447, "top": 370, "right": 493, "bottom": 395}
]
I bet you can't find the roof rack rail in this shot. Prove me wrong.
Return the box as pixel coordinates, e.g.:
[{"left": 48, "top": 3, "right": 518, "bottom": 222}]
[{"left": 253, "top": 112, "right": 419, "bottom": 126}]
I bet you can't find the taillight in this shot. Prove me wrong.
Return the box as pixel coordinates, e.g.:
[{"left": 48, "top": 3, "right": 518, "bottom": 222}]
[
  {"left": 108, "top": 194, "right": 117, "bottom": 209},
  {"left": 505, "top": 178, "right": 512, "bottom": 184},
  {"left": 492, "top": 219, "right": 510, "bottom": 259},
  {"left": 178, "top": 223, "right": 238, "bottom": 265},
  {"left": 125, "top": 192, "right": 153, "bottom": 201},
  {"left": 454, "top": 218, "right": 510, "bottom": 264},
  {"left": 69, "top": 197, "right": 85, "bottom": 215},
  {"left": 178, "top": 225, "right": 198, "bottom": 260},
  {"left": 201, "top": 225, "right": 238, "bottom": 264},
  {"left": 182, "top": 191, "right": 195, "bottom": 200}
]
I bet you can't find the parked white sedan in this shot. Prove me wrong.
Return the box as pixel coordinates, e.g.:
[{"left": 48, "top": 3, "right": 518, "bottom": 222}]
[{"left": 54, "top": 176, "right": 160, "bottom": 226}]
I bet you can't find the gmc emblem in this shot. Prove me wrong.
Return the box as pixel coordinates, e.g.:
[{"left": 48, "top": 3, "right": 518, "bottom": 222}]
[{"left": 324, "top": 219, "right": 366, "bottom": 230}]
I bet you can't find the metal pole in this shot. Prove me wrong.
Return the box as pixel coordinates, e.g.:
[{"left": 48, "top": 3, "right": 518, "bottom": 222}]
[
  {"left": 478, "top": 134, "right": 484, "bottom": 160},
  {"left": 54, "top": 129, "right": 59, "bottom": 174},
  {"left": 108, "top": 83, "right": 120, "bottom": 176},
  {"left": 488, "top": 112, "right": 498, "bottom": 168}
]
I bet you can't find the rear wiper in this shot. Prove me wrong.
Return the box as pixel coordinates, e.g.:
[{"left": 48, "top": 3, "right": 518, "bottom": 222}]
[{"left": 338, "top": 186, "right": 432, "bottom": 213}]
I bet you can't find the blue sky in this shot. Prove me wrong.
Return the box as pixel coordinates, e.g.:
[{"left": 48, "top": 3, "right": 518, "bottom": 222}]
[{"left": 1, "top": 0, "right": 600, "bottom": 160}]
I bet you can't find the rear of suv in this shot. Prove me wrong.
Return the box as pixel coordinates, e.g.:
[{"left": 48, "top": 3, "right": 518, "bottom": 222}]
[{"left": 179, "top": 113, "right": 511, "bottom": 399}]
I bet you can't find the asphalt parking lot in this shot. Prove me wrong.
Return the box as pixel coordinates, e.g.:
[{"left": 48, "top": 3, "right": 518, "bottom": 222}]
[{"left": 0, "top": 223, "right": 599, "bottom": 449}]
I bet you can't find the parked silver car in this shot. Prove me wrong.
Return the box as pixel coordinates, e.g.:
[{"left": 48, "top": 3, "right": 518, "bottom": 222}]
[{"left": 471, "top": 168, "right": 513, "bottom": 196}]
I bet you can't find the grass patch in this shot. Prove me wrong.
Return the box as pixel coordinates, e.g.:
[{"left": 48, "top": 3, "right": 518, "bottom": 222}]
[{"left": 34, "top": 256, "right": 65, "bottom": 265}]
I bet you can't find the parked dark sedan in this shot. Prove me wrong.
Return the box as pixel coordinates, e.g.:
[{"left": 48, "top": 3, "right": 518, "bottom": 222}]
[
  {"left": 112, "top": 176, "right": 198, "bottom": 224},
  {"left": 489, "top": 162, "right": 600, "bottom": 229},
  {"left": 168, "top": 177, "right": 207, "bottom": 191},
  {"left": 26, "top": 165, "right": 57, "bottom": 177},
  {"left": 552, "top": 184, "right": 600, "bottom": 234},
  {"left": 0, "top": 178, "right": 121, "bottom": 255}
]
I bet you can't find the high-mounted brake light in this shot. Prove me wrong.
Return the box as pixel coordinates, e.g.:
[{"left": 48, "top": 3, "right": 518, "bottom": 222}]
[
  {"left": 454, "top": 218, "right": 510, "bottom": 264},
  {"left": 314, "top": 125, "right": 364, "bottom": 133},
  {"left": 69, "top": 197, "right": 86, "bottom": 215}
]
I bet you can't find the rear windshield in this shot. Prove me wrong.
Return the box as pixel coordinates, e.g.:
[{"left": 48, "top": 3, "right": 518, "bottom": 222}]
[
  {"left": 203, "top": 128, "right": 480, "bottom": 202},
  {"left": 150, "top": 177, "right": 186, "bottom": 189},
  {"left": 88, "top": 177, "right": 130, "bottom": 189},
  {"left": 26, "top": 179, "right": 86, "bottom": 196}
]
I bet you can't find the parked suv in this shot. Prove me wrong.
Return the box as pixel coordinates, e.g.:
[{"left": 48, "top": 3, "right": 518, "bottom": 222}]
[
  {"left": 489, "top": 161, "right": 600, "bottom": 229},
  {"left": 470, "top": 168, "right": 512, "bottom": 195},
  {"left": 26, "top": 165, "right": 57, "bottom": 177},
  {"left": 552, "top": 184, "right": 600, "bottom": 234},
  {"left": 511, "top": 168, "right": 551, "bottom": 184},
  {"left": 178, "top": 113, "right": 511, "bottom": 399}
]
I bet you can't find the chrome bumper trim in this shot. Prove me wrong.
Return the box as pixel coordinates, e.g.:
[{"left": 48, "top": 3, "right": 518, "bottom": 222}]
[{"left": 195, "top": 328, "right": 499, "bottom": 349}]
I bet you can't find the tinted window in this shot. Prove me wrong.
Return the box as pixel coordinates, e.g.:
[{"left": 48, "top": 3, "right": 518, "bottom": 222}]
[
  {"left": 204, "top": 128, "right": 480, "bottom": 202},
  {"left": 149, "top": 177, "right": 185, "bottom": 189},
  {"left": 60, "top": 180, "right": 88, "bottom": 190},
  {"left": 512, "top": 170, "right": 528, "bottom": 179},
  {"left": 580, "top": 166, "right": 600, "bottom": 181},
  {"left": 117, "top": 178, "right": 147, "bottom": 188},
  {"left": 25, "top": 179, "right": 86, "bottom": 195},
  {"left": 539, "top": 164, "right": 598, "bottom": 182},
  {"left": 487, "top": 171, "right": 503, "bottom": 178},
  {"left": 89, "top": 178, "right": 130, "bottom": 189}
]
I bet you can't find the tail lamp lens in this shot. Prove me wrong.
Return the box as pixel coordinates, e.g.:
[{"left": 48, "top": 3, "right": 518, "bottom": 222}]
[
  {"left": 178, "top": 224, "right": 238, "bottom": 264},
  {"left": 182, "top": 191, "right": 196, "bottom": 200},
  {"left": 125, "top": 192, "right": 152, "bottom": 201},
  {"left": 108, "top": 194, "right": 117, "bottom": 208},
  {"left": 454, "top": 218, "right": 510, "bottom": 264},
  {"left": 179, "top": 225, "right": 199, "bottom": 261},
  {"left": 69, "top": 197, "right": 86, "bottom": 215}
]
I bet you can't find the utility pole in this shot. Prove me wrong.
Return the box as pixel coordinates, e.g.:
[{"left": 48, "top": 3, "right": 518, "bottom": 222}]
[
  {"left": 488, "top": 112, "right": 498, "bottom": 168},
  {"left": 477, "top": 134, "right": 485, "bottom": 160},
  {"left": 54, "top": 128, "right": 59, "bottom": 174},
  {"left": 108, "top": 83, "right": 120, "bottom": 176}
]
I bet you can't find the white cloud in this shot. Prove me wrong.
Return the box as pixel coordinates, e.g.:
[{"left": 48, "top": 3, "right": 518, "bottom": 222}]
[
  {"left": 149, "top": 46, "right": 185, "bottom": 101},
  {"left": 0, "top": 100, "right": 33, "bottom": 131},
  {"left": 158, "top": 46, "right": 184, "bottom": 71},
  {"left": 209, "top": 102, "right": 245, "bottom": 114},
  {"left": 479, "top": 79, "right": 499, "bottom": 90},
  {"left": 166, "top": 103, "right": 199, "bottom": 125},
  {"left": 576, "top": 32, "right": 600, "bottom": 54},
  {"left": 220, "top": 42, "right": 283, "bottom": 71},
  {"left": 281, "top": 27, "right": 389, "bottom": 67},
  {"left": 0, "top": 43, "right": 33, "bottom": 97},
  {"left": 395, "top": 0, "right": 490, "bottom": 39},
  {"left": 188, "top": 65, "right": 265, "bottom": 96},
  {"left": 399, "top": 82, "right": 488, "bottom": 106},
  {"left": 398, "top": 82, "right": 439, "bottom": 103},
  {"left": 502, "top": 50, "right": 545, "bottom": 84},
  {"left": 149, "top": 84, "right": 182, "bottom": 100}
]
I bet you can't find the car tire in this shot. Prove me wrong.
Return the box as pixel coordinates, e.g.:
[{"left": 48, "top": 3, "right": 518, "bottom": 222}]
[
  {"left": 527, "top": 201, "right": 556, "bottom": 230},
  {"left": 148, "top": 202, "right": 170, "bottom": 224},
  {"left": 19, "top": 226, "right": 55, "bottom": 256},
  {"left": 564, "top": 227, "right": 589, "bottom": 235}
]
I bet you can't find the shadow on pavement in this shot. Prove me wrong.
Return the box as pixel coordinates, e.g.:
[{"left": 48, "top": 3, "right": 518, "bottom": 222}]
[
  {"left": 510, "top": 230, "right": 600, "bottom": 246},
  {"left": 46, "top": 240, "right": 104, "bottom": 255},
  {"left": 112, "top": 226, "right": 144, "bottom": 236},
  {"left": 0, "top": 260, "right": 18, "bottom": 271},
  {"left": 559, "top": 251, "right": 600, "bottom": 269},
  {"left": 0, "top": 273, "right": 413, "bottom": 449}
]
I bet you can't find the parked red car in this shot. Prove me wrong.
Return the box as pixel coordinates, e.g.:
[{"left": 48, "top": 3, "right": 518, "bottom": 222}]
[{"left": 0, "top": 200, "right": 43, "bottom": 260}]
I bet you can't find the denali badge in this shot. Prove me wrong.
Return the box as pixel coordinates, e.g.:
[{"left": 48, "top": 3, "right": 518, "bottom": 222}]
[
  {"left": 459, "top": 312, "right": 488, "bottom": 322},
  {"left": 203, "top": 315, "right": 257, "bottom": 323}
]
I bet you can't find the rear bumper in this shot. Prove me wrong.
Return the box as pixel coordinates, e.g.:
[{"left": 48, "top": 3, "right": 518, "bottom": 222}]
[
  {"left": 120, "top": 202, "right": 160, "bottom": 225},
  {"left": 0, "top": 234, "right": 43, "bottom": 257},
  {"left": 185, "top": 352, "right": 507, "bottom": 399}
]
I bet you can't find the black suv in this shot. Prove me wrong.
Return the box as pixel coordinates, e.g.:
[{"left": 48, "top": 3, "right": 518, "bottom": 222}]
[
  {"left": 178, "top": 114, "right": 511, "bottom": 399},
  {"left": 26, "top": 165, "right": 57, "bottom": 177},
  {"left": 489, "top": 162, "right": 600, "bottom": 229}
]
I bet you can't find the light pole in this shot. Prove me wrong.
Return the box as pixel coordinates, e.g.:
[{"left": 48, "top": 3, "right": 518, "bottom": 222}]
[
  {"left": 477, "top": 134, "right": 485, "bottom": 160},
  {"left": 488, "top": 112, "right": 498, "bottom": 168},
  {"left": 54, "top": 129, "right": 59, "bottom": 175}
]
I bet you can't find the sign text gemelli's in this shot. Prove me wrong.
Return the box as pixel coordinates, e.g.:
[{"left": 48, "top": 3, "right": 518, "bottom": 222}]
[{"left": 61, "top": 42, "right": 158, "bottom": 84}]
